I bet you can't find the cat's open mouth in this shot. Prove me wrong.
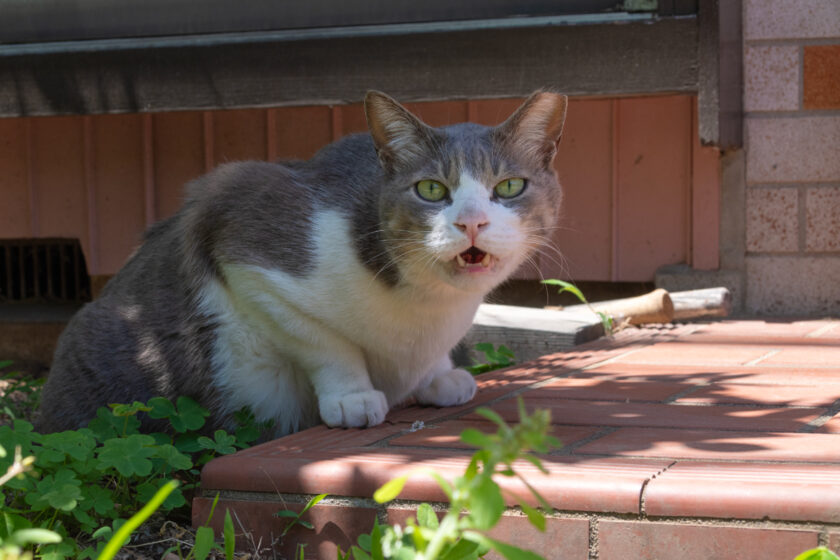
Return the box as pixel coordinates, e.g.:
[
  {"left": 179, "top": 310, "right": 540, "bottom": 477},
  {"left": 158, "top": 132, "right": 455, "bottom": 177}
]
[{"left": 455, "top": 247, "right": 492, "bottom": 270}]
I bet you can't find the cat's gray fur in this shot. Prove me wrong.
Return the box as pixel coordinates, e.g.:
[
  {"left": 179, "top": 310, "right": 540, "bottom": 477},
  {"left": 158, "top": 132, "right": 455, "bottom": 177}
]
[{"left": 37, "top": 91, "right": 568, "bottom": 436}]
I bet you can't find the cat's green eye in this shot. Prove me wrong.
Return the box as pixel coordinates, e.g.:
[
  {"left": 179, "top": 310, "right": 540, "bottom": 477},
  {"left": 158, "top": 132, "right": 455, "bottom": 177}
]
[
  {"left": 494, "top": 178, "right": 526, "bottom": 199},
  {"left": 415, "top": 179, "right": 449, "bottom": 202}
]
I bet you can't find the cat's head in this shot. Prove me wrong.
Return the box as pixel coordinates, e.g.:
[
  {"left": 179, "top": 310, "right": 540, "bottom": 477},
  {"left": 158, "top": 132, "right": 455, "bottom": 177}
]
[{"left": 365, "top": 90, "right": 567, "bottom": 295}]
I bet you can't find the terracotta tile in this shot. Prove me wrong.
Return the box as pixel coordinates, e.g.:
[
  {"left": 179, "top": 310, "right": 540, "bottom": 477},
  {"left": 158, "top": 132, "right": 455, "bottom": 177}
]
[
  {"left": 386, "top": 509, "right": 590, "bottom": 560},
  {"left": 804, "top": 45, "right": 840, "bottom": 110},
  {"left": 616, "top": 342, "right": 775, "bottom": 366},
  {"left": 534, "top": 377, "right": 688, "bottom": 403},
  {"left": 576, "top": 428, "right": 840, "bottom": 462},
  {"left": 676, "top": 383, "right": 840, "bottom": 407},
  {"left": 760, "top": 345, "right": 840, "bottom": 367},
  {"left": 746, "top": 117, "right": 840, "bottom": 183},
  {"left": 686, "top": 320, "right": 838, "bottom": 338},
  {"left": 744, "top": 0, "right": 840, "bottom": 40},
  {"left": 387, "top": 419, "right": 597, "bottom": 451},
  {"left": 645, "top": 462, "right": 840, "bottom": 522},
  {"left": 744, "top": 45, "right": 800, "bottom": 112},
  {"left": 193, "top": 497, "right": 378, "bottom": 559},
  {"left": 599, "top": 520, "right": 818, "bottom": 560},
  {"left": 746, "top": 257, "right": 840, "bottom": 316},
  {"left": 806, "top": 187, "right": 840, "bottom": 251},
  {"left": 580, "top": 362, "right": 840, "bottom": 387},
  {"left": 746, "top": 187, "right": 799, "bottom": 252},
  {"left": 478, "top": 398, "right": 822, "bottom": 432}
]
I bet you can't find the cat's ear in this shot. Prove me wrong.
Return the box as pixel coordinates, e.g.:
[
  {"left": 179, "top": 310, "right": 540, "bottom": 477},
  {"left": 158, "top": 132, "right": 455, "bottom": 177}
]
[
  {"left": 365, "top": 91, "right": 436, "bottom": 173},
  {"left": 496, "top": 91, "right": 568, "bottom": 168}
]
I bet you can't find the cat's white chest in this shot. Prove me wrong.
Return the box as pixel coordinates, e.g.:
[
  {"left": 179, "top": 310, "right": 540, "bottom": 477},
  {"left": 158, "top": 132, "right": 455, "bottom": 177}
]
[{"left": 203, "top": 209, "right": 481, "bottom": 430}]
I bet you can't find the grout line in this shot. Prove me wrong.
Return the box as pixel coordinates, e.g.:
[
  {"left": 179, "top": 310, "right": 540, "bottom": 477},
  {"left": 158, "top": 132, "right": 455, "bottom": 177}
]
[
  {"left": 798, "top": 398, "right": 840, "bottom": 433},
  {"left": 744, "top": 349, "right": 781, "bottom": 366},
  {"left": 588, "top": 515, "right": 599, "bottom": 560},
  {"left": 807, "top": 322, "right": 839, "bottom": 338},
  {"left": 661, "top": 382, "right": 711, "bottom": 404},
  {"left": 639, "top": 460, "right": 677, "bottom": 517},
  {"left": 552, "top": 426, "right": 618, "bottom": 456}
]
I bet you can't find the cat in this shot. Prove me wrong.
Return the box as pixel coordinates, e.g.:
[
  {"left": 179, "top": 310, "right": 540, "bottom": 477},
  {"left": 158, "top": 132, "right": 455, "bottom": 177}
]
[{"left": 36, "top": 90, "right": 567, "bottom": 437}]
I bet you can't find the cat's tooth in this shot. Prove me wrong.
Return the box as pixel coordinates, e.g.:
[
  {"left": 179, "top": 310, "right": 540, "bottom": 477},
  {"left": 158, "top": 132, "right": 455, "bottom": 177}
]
[
  {"left": 456, "top": 254, "right": 467, "bottom": 267},
  {"left": 480, "top": 253, "right": 492, "bottom": 267}
]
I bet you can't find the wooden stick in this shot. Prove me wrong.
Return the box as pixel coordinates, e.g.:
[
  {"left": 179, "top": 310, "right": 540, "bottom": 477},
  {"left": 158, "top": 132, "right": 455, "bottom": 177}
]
[{"left": 670, "top": 287, "right": 732, "bottom": 320}]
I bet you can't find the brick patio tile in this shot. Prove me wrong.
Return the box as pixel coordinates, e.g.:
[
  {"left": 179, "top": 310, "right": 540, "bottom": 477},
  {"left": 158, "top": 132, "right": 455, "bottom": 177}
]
[
  {"left": 676, "top": 383, "right": 840, "bottom": 407},
  {"left": 578, "top": 362, "right": 840, "bottom": 387},
  {"left": 475, "top": 398, "right": 822, "bottom": 432},
  {"left": 387, "top": 509, "right": 590, "bottom": 560},
  {"left": 598, "top": 520, "right": 818, "bottom": 560},
  {"left": 687, "top": 320, "right": 837, "bottom": 338},
  {"left": 575, "top": 428, "right": 840, "bottom": 462},
  {"left": 387, "top": 419, "right": 597, "bottom": 451},
  {"left": 192, "top": 497, "right": 378, "bottom": 559},
  {"left": 644, "top": 462, "right": 840, "bottom": 522},
  {"left": 533, "top": 377, "right": 689, "bottom": 402},
  {"left": 760, "top": 345, "right": 840, "bottom": 367},
  {"left": 615, "top": 342, "right": 776, "bottom": 366}
]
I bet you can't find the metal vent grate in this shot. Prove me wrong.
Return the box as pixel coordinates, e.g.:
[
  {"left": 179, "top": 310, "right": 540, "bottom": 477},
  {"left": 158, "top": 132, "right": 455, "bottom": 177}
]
[{"left": 0, "top": 239, "right": 91, "bottom": 304}]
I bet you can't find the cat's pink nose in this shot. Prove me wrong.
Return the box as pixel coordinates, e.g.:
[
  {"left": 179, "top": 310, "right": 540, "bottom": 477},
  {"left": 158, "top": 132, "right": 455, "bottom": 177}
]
[{"left": 454, "top": 217, "right": 489, "bottom": 242}]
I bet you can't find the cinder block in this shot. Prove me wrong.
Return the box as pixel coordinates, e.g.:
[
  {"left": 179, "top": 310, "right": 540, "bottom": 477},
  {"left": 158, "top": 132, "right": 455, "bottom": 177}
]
[
  {"left": 746, "top": 117, "right": 840, "bottom": 183},
  {"left": 806, "top": 187, "right": 840, "bottom": 251},
  {"left": 744, "top": 0, "right": 840, "bottom": 40},
  {"left": 746, "top": 256, "right": 840, "bottom": 315},
  {"left": 744, "top": 45, "right": 800, "bottom": 112},
  {"left": 746, "top": 187, "right": 799, "bottom": 252}
]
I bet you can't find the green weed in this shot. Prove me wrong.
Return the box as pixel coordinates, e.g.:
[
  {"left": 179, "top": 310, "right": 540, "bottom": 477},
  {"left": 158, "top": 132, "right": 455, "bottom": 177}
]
[
  {"left": 342, "top": 397, "right": 560, "bottom": 560},
  {"left": 542, "top": 279, "right": 615, "bottom": 336},
  {"left": 0, "top": 367, "right": 271, "bottom": 559},
  {"left": 465, "top": 343, "right": 516, "bottom": 375}
]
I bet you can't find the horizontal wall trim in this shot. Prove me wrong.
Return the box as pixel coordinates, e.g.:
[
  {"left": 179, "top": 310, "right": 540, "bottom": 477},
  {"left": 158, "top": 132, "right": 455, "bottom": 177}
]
[{"left": 0, "top": 18, "right": 698, "bottom": 118}]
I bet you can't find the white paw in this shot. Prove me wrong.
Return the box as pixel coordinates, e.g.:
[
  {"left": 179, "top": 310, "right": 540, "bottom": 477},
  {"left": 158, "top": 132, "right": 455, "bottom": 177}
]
[
  {"left": 414, "top": 368, "right": 477, "bottom": 407},
  {"left": 319, "top": 390, "right": 389, "bottom": 428}
]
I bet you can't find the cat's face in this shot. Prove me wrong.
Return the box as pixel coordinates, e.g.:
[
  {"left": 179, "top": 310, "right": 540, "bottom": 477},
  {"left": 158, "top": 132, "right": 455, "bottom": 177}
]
[{"left": 366, "top": 91, "right": 567, "bottom": 294}]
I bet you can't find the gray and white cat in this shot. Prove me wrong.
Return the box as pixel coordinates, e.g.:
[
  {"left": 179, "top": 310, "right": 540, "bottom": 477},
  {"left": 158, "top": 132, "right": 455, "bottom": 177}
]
[{"left": 37, "top": 91, "right": 567, "bottom": 437}]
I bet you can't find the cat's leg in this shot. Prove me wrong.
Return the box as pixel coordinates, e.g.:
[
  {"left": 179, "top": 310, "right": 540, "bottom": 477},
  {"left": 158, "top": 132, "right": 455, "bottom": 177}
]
[
  {"left": 412, "top": 354, "right": 477, "bottom": 407},
  {"left": 299, "top": 336, "right": 389, "bottom": 429}
]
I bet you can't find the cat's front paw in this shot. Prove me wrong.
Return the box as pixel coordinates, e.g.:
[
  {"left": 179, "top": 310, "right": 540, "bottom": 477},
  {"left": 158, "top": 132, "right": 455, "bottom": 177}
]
[
  {"left": 319, "top": 390, "right": 389, "bottom": 428},
  {"left": 414, "top": 368, "right": 477, "bottom": 407}
]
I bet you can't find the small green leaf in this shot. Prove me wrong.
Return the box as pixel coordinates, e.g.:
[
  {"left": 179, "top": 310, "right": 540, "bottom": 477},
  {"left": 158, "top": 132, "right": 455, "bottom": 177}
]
[
  {"left": 299, "top": 493, "right": 328, "bottom": 515},
  {"left": 352, "top": 546, "right": 373, "bottom": 560},
  {"left": 794, "top": 548, "right": 840, "bottom": 560},
  {"left": 520, "top": 503, "right": 546, "bottom": 532},
  {"left": 474, "top": 408, "right": 508, "bottom": 430},
  {"left": 193, "top": 525, "right": 215, "bottom": 560},
  {"left": 440, "top": 539, "right": 481, "bottom": 560},
  {"left": 96, "top": 434, "right": 157, "bottom": 476},
  {"left": 460, "top": 428, "right": 495, "bottom": 449},
  {"left": 373, "top": 475, "right": 407, "bottom": 503},
  {"left": 467, "top": 476, "right": 504, "bottom": 530},
  {"left": 223, "top": 509, "right": 236, "bottom": 560},
  {"left": 541, "top": 279, "right": 588, "bottom": 304},
  {"left": 0, "top": 360, "right": 13, "bottom": 369},
  {"left": 416, "top": 503, "right": 439, "bottom": 529},
  {"left": 9, "top": 528, "right": 63, "bottom": 546},
  {"left": 109, "top": 401, "right": 152, "bottom": 417},
  {"left": 274, "top": 510, "right": 299, "bottom": 518}
]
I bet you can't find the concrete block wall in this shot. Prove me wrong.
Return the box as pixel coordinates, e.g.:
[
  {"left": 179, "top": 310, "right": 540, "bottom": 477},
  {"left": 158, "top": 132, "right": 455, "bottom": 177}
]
[{"left": 743, "top": 0, "right": 840, "bottom": 315}]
